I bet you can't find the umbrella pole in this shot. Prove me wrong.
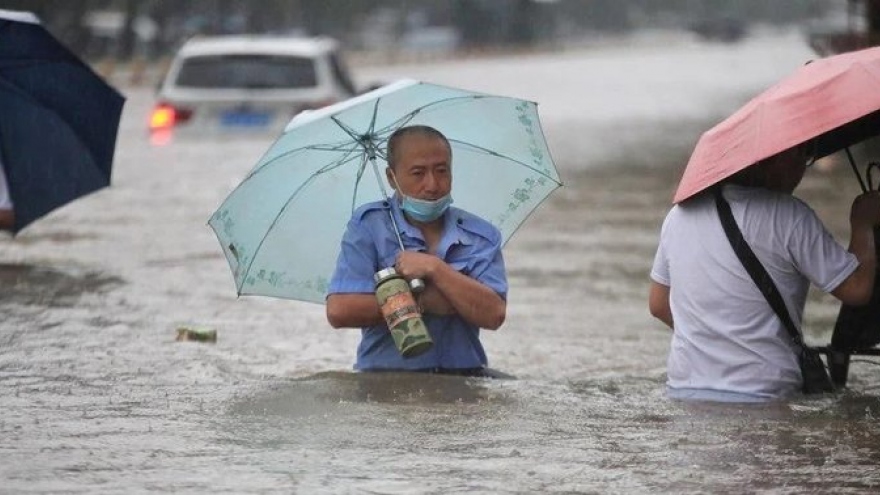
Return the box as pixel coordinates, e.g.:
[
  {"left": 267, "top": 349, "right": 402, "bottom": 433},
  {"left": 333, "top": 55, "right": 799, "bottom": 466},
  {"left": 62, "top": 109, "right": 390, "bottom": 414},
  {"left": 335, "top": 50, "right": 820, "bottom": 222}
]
[
  {"left": 367, "top": 153, "right": 425, "bottom": 293},
  {"left": 367, "top": 155, "right": 407, "bottom": 251},
  {"left": 845, "top": 147, "right": 868, "bottom": 192}
]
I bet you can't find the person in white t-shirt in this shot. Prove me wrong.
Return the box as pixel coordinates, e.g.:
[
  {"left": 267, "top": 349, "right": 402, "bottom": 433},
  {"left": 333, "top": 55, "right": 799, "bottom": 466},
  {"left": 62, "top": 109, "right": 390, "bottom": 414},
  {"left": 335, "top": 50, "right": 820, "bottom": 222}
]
[
  {"left": 0, "top": 154, "right": 13, "bottom": 231},
  {"left": 649, "top": 143, "right": 880, "bottom": 402}
]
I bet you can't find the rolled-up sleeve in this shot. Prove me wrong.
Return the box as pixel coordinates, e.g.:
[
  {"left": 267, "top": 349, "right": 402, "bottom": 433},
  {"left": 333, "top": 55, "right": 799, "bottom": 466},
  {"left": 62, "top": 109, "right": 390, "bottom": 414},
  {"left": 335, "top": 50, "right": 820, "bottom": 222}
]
[
  {"left": 472, "top": 237, "right": 508, "bottom": 300},
  {"left": 327, "top": 218, "right": 378, "bottom": 295},
  {"left": 651, "top": 215, "right": 671, "bottom": 286},
  {"left": 455, "top": 218, "right": 508, "bottom": 300},
  {"left": 789, "top": 207, "right": 858, "bottom": 294}
]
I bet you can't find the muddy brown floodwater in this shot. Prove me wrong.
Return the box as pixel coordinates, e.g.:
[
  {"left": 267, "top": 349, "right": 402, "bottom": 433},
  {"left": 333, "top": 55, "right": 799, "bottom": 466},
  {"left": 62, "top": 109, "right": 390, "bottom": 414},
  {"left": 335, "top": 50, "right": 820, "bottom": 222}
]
[{"left": 2, "top": 28, "right": 880, "bottom": 494}]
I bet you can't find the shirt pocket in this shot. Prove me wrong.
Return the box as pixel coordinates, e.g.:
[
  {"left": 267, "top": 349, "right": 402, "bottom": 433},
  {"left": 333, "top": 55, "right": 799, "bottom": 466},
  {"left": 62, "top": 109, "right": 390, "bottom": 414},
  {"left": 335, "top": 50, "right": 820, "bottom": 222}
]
[{"left": 447, "top": 258, "right": 470, "bottom": 275}]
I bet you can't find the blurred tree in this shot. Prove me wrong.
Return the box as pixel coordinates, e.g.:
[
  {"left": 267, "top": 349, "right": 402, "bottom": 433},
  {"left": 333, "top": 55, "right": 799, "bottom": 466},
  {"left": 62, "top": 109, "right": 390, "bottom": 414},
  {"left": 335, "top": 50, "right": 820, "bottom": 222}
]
[
  {"left": 117, "top": 0, "right": 137, "bottom": 60},
  {"left": 869, "top": 0, "right": 880, "bottom": 45},
  {"left": 0, "top": 0, "right": 845, "bottom": 61},
  {"left": 452, "top": 0, "right": 493, "bottom": 48},
  {"left": 508, "top": 0, "right": 537, "bottom": 45},
  {"left": 556, "top": 0, "right": 632, "bottom": 33}
]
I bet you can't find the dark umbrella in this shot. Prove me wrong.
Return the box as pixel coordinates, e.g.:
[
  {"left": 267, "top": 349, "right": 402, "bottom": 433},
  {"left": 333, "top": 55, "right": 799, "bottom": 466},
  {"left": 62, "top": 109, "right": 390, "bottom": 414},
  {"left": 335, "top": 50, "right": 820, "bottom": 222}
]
[{"left": 0, "top": 10, "right": 125, "bottom": 235}]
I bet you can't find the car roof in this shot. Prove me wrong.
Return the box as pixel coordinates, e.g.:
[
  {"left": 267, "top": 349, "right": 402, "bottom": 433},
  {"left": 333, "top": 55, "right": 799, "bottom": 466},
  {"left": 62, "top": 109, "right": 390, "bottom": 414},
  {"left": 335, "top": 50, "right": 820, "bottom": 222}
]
[{"left": 176, "top": 35, "right": 341, "bottom": 58}]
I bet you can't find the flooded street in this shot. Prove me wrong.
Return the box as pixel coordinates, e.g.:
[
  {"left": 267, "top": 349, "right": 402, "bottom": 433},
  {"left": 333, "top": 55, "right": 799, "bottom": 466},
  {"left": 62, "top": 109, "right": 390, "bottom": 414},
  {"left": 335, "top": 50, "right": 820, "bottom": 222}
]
[{"left": 3, "top": 28, "right": 880, "bottom": 493}]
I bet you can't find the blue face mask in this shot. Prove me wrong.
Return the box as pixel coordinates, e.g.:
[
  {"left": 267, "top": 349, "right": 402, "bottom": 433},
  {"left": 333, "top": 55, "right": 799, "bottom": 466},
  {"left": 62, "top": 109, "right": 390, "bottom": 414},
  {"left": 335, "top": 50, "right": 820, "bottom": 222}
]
[
  {"left": 388, "top": 168, "right": 453, "bottom": 223},
  {"left": 400, "top": 193, "right": 453, "bottom": 223}
]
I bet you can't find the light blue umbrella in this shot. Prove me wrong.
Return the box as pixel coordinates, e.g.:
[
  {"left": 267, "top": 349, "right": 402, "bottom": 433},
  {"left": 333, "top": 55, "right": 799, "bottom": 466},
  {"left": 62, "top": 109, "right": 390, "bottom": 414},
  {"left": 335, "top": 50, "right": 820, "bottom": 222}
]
[{"left": 209, "top": 79, "right": 561, "bottom": 303}]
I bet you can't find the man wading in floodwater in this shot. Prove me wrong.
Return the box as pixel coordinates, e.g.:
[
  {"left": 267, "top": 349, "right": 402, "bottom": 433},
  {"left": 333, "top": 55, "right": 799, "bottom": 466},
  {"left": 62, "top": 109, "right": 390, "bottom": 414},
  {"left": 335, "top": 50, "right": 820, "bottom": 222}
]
[
  {"left": 649, "top": 143, "right": 880, "bottom": 402},
  {"left": 325, "top": 125, "right": 508, "bottom": 376}
]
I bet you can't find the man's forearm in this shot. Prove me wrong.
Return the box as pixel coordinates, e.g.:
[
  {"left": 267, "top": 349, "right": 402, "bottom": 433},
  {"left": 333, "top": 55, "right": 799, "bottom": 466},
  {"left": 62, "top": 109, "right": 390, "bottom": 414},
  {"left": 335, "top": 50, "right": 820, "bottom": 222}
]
[
  {"left": 326, "top": 293, "right": 384, "bottom": 328},
  {"left": 417, "top": 285, "right": 456, "bottom": 315},
  {"left": 428, "top": 262, "right": 506, "bottom": 330},
  {"left": 836, "top": 225, "right": 879, "bottom": 306},
  {"left": 648, "top": 282, "right": 674, "bottom": 329}
]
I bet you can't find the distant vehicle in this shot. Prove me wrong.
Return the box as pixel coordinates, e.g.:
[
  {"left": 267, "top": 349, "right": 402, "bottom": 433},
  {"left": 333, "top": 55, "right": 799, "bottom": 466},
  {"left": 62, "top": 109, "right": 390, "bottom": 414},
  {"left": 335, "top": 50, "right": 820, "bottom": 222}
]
[
  {"left": 805, "top": 11, "right": 868, "bottom": 57},
  {"left": 149, "top": 35, "right": 357, "bottom": 142},
  {"left": 689, "top": 17, "right": 748, "bottom": 43}
]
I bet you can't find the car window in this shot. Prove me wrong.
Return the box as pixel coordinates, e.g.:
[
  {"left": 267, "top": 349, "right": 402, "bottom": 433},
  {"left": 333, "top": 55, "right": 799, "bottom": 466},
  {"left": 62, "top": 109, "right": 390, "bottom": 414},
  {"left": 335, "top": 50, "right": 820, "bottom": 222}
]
[{"left": 174, "top": 54, "right": 318, "bottom": 89}]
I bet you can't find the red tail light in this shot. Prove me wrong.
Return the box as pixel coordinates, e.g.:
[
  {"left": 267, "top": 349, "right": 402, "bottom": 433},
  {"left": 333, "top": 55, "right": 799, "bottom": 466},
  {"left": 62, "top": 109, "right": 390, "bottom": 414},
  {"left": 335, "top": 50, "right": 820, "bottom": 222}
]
[{"left": 149, "top": 103, "right": 193, "bottom": 131}]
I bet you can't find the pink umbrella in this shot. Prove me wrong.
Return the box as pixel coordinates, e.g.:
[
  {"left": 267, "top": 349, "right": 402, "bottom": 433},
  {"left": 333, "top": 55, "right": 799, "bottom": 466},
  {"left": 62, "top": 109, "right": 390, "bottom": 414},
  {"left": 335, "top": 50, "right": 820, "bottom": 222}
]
[{"left": 674, "top": 45, "right": 880, "bottom": 204}]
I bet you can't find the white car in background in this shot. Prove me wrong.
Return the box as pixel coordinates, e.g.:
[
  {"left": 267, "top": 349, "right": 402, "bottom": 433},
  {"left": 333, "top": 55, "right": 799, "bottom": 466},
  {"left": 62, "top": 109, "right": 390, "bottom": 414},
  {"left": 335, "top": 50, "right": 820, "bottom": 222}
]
[{"left": 149, "top": 35, "right": 357, "bottom": 142}]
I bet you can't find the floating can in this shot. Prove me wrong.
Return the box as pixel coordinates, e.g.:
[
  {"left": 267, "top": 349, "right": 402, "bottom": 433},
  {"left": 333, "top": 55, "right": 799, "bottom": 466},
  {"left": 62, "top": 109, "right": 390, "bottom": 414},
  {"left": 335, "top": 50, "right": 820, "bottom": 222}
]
[
  {"left": 175, "top": 326, "right": 217, "bottom": 343},
  {"left": 374, "top": 267, "right": 433, "bottom": 358}
]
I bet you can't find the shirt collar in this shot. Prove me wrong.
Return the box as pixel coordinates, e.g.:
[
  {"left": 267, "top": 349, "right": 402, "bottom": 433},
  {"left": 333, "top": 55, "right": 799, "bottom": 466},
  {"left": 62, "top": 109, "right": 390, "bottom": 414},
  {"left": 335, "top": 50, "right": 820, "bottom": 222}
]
[{"left": 387, "top": 194, "right": 474, "bottom": 255}]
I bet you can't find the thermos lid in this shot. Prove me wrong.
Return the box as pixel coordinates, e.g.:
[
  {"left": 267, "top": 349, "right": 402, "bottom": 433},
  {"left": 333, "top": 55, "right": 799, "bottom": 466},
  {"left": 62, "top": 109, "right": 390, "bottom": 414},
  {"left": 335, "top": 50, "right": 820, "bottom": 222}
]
[
  {"left": 374, "top": 267, "right": 398, "bottom": 284},
  {"left": 409, "top": 278, "right": 425, "bottom": 293}
]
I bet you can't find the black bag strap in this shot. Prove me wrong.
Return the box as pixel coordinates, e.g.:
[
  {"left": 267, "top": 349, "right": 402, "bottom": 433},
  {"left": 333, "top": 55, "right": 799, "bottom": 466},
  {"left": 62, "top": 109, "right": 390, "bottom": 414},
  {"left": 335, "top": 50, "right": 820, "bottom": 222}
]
[{"left": 713, "top": 187, "right": 808, "bottom": 350}]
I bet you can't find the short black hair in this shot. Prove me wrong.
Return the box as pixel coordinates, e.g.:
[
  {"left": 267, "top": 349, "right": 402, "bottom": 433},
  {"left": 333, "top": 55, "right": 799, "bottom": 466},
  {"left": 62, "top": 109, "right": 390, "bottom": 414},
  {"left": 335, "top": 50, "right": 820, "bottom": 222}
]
[{"left": 386, "top": 125, "right": 451, "bottom": 170}]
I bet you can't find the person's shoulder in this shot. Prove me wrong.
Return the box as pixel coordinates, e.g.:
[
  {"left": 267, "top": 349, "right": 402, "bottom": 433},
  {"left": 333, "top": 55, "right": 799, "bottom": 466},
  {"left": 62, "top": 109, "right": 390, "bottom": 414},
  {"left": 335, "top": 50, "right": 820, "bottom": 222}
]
[
  {"left": 786, "top": 194, "right": 812, "bottom": 210},
  {"left": 449, "top": 207, "right": 501, "bottom": 243},
  {"left": 732, "top": 185, "right": 819, "bottom": 222},
  {"left": 351, "top": 199, "right": 391, "bottom": 222},
  {"left": 728, "top": 184, "right": 807, "bottom": 208},
  {"left": 761, "top": 189, "right": 815, "bottom": 216},
  {"left": 671, "top": 190, "right": 712, "bottom": 217},
  {"left": 785, "top": 195, "right": 823, "bottom": 226}
]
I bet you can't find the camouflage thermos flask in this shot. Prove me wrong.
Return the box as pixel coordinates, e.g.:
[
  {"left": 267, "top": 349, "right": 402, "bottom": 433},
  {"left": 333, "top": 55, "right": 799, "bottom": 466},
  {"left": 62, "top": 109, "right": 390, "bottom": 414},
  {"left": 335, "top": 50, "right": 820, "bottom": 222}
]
[{"left": 374, "top": 267, "right": 433, "bottom": 358}]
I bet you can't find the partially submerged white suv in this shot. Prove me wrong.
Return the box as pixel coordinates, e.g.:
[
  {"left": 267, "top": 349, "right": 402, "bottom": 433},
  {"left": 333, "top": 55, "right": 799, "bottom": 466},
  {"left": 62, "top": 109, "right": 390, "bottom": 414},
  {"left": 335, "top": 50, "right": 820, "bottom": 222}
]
[{"left": 150, "top": 35, "right": 357, "bottom": 141}]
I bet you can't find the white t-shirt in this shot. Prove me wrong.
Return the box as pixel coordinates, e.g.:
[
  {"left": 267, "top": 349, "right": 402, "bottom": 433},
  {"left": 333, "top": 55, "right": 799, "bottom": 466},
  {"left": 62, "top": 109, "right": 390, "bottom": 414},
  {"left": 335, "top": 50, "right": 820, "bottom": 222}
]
[
  {"left": 651, "top": 184, "right": 858, "bottom": 399},
  {"left": 0, "top": 155, "right": 11, "bottom": 209}
]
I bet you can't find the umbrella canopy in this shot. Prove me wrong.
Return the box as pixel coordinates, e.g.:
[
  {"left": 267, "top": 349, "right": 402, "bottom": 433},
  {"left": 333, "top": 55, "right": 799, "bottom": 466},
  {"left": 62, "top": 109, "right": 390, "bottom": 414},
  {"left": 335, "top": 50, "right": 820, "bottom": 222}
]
[
  {"left": 0, "top": 10, "right": 125, "bottom": 234},
  {"left": 674, "top": 44, "right": 880, "bottom": 204},
  {"left": 209, "top": 79, "right": 561, "bottom": 303}
]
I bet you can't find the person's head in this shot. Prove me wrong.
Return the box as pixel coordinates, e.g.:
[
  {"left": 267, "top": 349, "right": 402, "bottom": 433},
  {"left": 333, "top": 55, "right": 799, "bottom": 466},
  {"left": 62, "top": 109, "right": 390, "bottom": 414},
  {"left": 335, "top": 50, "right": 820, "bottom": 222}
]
[
  {"left": 727, "top": 141, "right": 815, "bottom": 194},
  {"left": 385, "top": 125, "right": 453, "bottom": 223}
]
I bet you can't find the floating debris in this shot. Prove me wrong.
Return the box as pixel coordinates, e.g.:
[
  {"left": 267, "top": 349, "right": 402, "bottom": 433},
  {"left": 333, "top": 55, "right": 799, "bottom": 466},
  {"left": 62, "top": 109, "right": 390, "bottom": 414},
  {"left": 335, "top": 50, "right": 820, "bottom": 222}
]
[{"left": 175, "top": 326, "right": 217, "bottom": 343}]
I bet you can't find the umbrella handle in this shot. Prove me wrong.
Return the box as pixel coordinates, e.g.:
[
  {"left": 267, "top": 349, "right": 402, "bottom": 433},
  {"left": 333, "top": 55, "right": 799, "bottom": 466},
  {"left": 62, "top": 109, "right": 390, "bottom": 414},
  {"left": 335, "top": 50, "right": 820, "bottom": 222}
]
[
  {"left": 845, "top": 148, "right": 868, "bottom": 193},
  {"left": 868, "top": 162, "right": 880, "bottom": 192},
  {"left": 365, "top": 155, "right": 426, "bottom": 294}
]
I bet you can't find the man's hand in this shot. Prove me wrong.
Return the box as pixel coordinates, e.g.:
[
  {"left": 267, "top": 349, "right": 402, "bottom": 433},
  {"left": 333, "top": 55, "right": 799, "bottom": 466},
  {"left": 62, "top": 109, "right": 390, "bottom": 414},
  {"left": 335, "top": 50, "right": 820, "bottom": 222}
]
[
  {"left": 418, "top": 284, "right": 456, "bottom": 315},
  {"left": 394, "top": 250, "right": 505, "bottom": 330},
  {"left": 850, "top": 191, "right": 880, "bottom": 229},
  {"left": 0, "top": 209, "right": 13, "bottom": 231},
  {"left": 394, "top": 250, "right": 440, "bottom": 281},
  {"left": 834, "top": 191, "right": 880, "bottom": 306},
  {"left": 394, "top": 251, "right": 454, "bottom": 314}
]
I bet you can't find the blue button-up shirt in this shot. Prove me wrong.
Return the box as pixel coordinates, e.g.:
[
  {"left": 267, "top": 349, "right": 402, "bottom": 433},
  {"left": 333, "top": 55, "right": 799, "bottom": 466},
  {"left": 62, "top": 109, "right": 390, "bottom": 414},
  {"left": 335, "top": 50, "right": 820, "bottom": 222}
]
[{"left": 328, "top": 197, "right": 508, "bottom": 371}]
